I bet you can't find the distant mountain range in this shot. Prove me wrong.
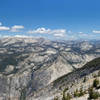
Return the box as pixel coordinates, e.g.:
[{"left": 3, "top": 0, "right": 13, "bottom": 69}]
[{"left": 0, "top": 37, "right": 100, "bottom": 100}]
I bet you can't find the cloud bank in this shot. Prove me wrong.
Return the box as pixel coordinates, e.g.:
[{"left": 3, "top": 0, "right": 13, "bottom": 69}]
[
  {"left": 0, "top": 26, "right": 10, "bottom": 31},
  {"left": 11, "top": 25, "right": 24, "bottom": 32},
  {"left": 0, "top": 22, "right": 24, "bottom": 32},
  {"left": 28, "top": 27, "right": 66, "bottom": 37},
  {"left": 93, "top": 30, "right": 100, "bottom": 33}
]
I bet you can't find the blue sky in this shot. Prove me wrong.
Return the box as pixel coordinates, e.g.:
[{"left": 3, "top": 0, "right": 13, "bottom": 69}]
[{"left": 0, "top": 0, "right": 100, "bottom": 40}]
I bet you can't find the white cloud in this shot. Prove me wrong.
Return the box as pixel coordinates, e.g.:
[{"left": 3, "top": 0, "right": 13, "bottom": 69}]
[
  {"left": 0, "top": 22, "right": 2, "bottom": 26},
  {"left": 11, "top": 25, "right": 24, "bottom": 32},
  {"left": 54, "top": 33, "right": 65, "bottom": 37},
  {"left": 50, "top": 29, "right": 66, "bottom": 34},
  {"left": 79, "top": 32, "right": 83, "bottom": 34},
  {"left": 28, "top": 27, "right": 51, "bottom": 34},
  {"left": 28, "top": 27, "right": 66, "bottom": 37},
  {"left": 12, "top": 25, "right": 24, "bottom": 29},
  {"left": 0, "top": 26, "right": 10, "bottom": 31},
  {"left": 0, "top": 22, "right": 10, "bottom": 31},
  {"left": 14, "top": 35, "right": 30, "bottom": 38},
  {"left": 93, "top": 30, "right": 100, "bottom": 33}
]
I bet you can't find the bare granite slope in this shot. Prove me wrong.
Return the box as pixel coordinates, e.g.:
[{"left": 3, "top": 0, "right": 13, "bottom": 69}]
[{"left": 0, "top": 37, "right": 99, "bottom": 100}]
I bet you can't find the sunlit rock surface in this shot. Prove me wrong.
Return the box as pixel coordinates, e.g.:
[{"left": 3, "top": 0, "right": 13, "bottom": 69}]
[{"left": 0, "top": 37, "right": 99, "bottom": 100}]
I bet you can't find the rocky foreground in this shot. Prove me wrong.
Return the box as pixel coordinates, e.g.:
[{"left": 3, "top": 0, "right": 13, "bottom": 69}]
[{"left": 0, "top": 37, "right": 100, "bottom": 100}]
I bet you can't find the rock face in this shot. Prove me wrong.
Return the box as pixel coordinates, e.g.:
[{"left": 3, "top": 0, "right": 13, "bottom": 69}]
[
  {"left": 30, "top": 57, "right": 100, "bottom": 100},
  {"left": 0, "top": 37, "right": 99, "bottom": 100}
]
